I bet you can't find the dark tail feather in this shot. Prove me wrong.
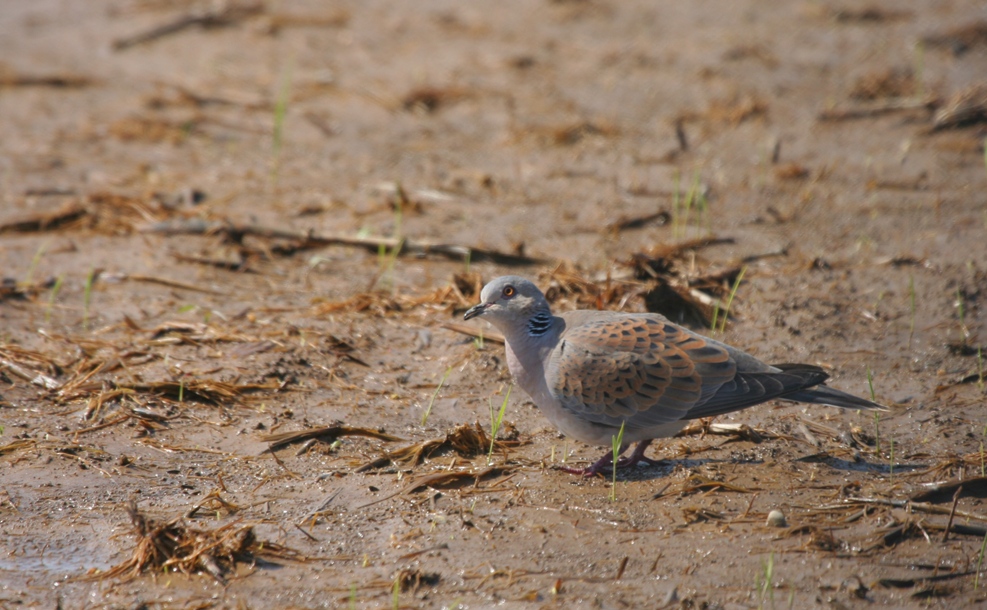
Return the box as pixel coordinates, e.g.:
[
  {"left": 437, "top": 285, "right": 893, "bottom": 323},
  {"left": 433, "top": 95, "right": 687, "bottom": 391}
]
[
  {"left": 781, "top": 385, "right": 887, "bottom": 410},
  {"left": 687, "top": 363, "right": 887, "bottom": 420},
  {"left": 686, "top": 366, "right": 829, "bottom": 420}
]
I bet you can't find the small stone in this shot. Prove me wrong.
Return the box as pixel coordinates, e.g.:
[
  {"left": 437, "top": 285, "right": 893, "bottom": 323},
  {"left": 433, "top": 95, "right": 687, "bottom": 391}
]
[{"left": 766, "top": 509, "right": 787, "bottom": 528}]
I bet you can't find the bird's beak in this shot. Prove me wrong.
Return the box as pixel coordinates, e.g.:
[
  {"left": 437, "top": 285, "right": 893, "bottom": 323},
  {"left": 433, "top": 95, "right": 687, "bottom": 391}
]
[{"left": 463, "top": 302, "right": 490, "bottom": 321}]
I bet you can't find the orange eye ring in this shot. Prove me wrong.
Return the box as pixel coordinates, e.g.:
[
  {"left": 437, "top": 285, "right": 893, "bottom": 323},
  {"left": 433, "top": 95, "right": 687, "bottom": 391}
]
[{"left": 502, "top": 285, "right": 515, "bottom": 298}]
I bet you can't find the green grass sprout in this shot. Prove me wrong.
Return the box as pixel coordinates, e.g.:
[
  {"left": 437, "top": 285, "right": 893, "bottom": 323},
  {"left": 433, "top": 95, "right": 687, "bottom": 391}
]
[
  {"left": 977, "top": 347, "right": 984, "bottom": 393},
  {"left": 375, "top": 186, "right": 405, "bottom": 292},
  {"left": 671, "top": 170, "right": 681, "bottom": 238},
  {"left": 392, "top": 184, "right": 405, "bottom": 237},
  {"left": 868, "top": 365, "right": 880, "bottom": 453},
  {"left": 82, "top": 268, "right": 96, "bottom": 329},
  {"left": 609, "top": 421, "right": 626, "bottom": 502},
  {"left": 392, "top": 573, "right": 400, "bottom": 610},
  {"left": 679, "top": 172, "right": 699, "bottom": 238},
  {"left": 421, "top": 366, "right": 453, "bottom": 425},
  {"left": 756, "top": 552, "right": 775, "bottom": 610},
  {"left": 712, "top": 266, "right": 748, "bottom": 334},
  {"left": 696, "top": 177, "right": 712, "bottom": 236},
  {"left": 684, "top": 172, "right": 698, "bottom": 236},
  {"left": 46, "top": 275, "right": 64, "bottom": 324},
  {"left": 908, "top": 275, "right": 916, "bottom": 349},
  {"left": 271, "top": 63, "right": 294, "bottom": 183},
  {"left": 384, "top": 240, "right": 403, "bottom": 292},
  {"left": 24, "top": 240, "right": 50, "bottom": 286},
  {"left": 977, "top": 531, "right": 987, "bottom": 590},
  {"left": 671, "top": 170, "right": 704, "bottom": 239},
  {"left": 889, "top": 435, "right": 894, "bottom": 485},
  {"left": 488, "top": 384, "right": 512, "bottom": 464},
  {"left": 872, "top": 414, "right": 881, "bottom": 455},
  {"left": 957, "top": 288, "right": 969, "bottom": 341},
  {"left": 867, "top": 366, "right": 876, "bottom": 402}
]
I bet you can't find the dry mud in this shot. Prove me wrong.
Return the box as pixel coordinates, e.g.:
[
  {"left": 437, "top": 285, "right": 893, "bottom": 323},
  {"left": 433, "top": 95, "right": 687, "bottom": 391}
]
[{"left": 2, "top": 1, "right": 987, "bottom": 608}]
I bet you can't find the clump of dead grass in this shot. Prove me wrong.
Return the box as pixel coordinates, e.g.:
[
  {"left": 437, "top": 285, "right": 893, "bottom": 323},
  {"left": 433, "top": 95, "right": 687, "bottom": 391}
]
[
  {"left": 933, "top": 84, "right": 987, "bottom": 131},
  {"left": 358, "top": 422, "right": 520, "bottom": 472},
  {"left": 678, "top": 94, "right": 768, "bottom": 126},
  {"left": 394, "top": 567, "right": 441, "bottom": 592},
  {"left": 0, "top": 192, "right": 176, "bottom": 236},
  {"left": 401, "top": 86, "right": 470, "bottom": 113},
  {"left": 311, "top": 271, "right": 486, "bottom": 318},
  {"left": 261, "top": 424, "right": 404, "bottom": 452},
  {"left": 922, "top": 20, "right": 987, "bottom": 57},
  {"left": 0, "top": 276, "right": 57, "bottom": 303},
  {"left": 529, "top": 241, "right": 745, "bottom": 328},
  {"left": 850, "top": 67, "right": 916, "bottom": 101},
  {"left": 82, "top": 502, "right": 307, "bottom": 584}
]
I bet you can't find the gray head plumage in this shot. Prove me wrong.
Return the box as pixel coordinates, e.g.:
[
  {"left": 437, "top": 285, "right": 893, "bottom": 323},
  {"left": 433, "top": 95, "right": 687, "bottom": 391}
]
[{"left": 463, "top": 276, "right": 551, "bottom": 331}]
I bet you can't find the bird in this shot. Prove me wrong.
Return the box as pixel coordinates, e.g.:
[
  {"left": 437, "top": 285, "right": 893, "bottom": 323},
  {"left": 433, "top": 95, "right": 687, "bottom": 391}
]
[{"left": 463, "top": 275, "right": 886, "bottom": 476}]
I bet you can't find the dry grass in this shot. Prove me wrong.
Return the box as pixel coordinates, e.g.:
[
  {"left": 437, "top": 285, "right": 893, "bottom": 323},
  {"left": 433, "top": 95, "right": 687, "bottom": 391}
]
[
  {"left": 81, "top": 502, "right": 309, "bottom": 584},
  {"left": 357, "top": 422, "right": 521, "bottom": 472}
]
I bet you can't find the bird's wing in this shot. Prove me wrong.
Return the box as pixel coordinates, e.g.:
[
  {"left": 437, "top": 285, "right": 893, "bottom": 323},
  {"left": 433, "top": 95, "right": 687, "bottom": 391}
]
[
  {"left": 545, "top": 315, "right": 737, "bottom": 429},
  {"left": 681, "top": 365, "right": 830, "bottom": 419}
]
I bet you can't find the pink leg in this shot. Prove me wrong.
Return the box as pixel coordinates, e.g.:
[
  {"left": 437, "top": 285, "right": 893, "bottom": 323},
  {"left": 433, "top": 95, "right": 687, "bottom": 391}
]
[
  {"left": 557, "top": 440, "right": 663, "bottom": 477},
  {"left": 616, "top": 439, "right": 663, "bottom": 468},
  {"left": 558, "top": 444, "right": 623, "bottom": 477},
  {"left": 559, "top": 439, "right": 661, "bottom": 477}
]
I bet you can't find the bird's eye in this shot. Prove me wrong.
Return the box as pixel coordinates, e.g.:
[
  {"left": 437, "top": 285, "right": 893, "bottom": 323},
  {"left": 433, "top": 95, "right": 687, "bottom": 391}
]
[{"left": 502, "top": 285, "right": 516, "bottom": 298}]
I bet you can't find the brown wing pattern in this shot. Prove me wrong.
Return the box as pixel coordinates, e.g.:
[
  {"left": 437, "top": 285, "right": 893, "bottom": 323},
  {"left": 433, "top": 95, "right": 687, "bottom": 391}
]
[{"left": 546, "top": 316, "right": 737, "bottom": 429}]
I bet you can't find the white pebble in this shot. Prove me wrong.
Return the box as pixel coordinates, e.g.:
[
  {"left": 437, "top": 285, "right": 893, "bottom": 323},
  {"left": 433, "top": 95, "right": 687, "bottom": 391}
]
[{"left": 766, "top": 509, "right": 787, "bottom": 528}]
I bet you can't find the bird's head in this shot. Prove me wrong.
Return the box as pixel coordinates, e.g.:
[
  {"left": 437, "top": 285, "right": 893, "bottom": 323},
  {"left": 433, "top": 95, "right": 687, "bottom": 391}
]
[{"left": 463, "top": 276, "right": 551, "bottom": 330}]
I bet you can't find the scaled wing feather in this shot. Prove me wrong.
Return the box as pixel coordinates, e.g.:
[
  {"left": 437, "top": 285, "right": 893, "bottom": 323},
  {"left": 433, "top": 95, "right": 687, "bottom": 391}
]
[{"left": 546, "top": 316, "right": 736, "bottom": 430}]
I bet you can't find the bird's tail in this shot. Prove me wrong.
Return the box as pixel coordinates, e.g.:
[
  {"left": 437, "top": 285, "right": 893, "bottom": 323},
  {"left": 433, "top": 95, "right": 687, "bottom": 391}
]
[
  {"left": 781, "top": 385, "right": 887, "bottom": 410},
  {"left": 771, "top": 363, "right": 887, "bottom": 410}
]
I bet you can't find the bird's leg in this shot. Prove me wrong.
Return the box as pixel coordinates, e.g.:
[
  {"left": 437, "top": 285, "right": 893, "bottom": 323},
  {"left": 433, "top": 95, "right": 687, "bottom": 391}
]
[
  {"left": 615, "top": 439, "right": 663, "bottom": 468},
  {"left": 558, "top": 443, "right": 627, "bottom": 477},
  {"left": 558, "top": 440, "right": 665, "bottom": 476}
]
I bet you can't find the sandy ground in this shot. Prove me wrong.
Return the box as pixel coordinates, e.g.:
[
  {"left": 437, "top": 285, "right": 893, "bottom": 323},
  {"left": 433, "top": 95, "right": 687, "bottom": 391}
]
[{"left": 2, "top": 1, "right": 987, "bottom": 608}]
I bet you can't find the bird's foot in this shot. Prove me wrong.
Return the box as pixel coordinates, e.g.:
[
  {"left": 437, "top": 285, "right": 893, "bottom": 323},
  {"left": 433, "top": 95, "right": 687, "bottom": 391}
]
[
  {"left": 616, "top": 439, "right": 662, "bottom": 468},
  {"left": 557, "top": 440, "right": 661, "bottom": 477},
  {"left": 557, "top": 454, "right": 614, "bottom": 477}
]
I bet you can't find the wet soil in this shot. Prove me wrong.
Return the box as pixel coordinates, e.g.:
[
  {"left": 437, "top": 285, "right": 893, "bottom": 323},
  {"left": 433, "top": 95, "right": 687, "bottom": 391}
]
[{"left": 2, "top": 1, "right": 987, "bottom": 608}]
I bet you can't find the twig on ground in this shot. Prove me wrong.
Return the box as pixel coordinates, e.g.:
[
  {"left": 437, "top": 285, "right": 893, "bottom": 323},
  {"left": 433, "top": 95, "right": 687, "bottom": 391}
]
[
  {"left": 143, "top": 218, "right": 546, "bottom": 265},
  {"left": 357, "top": 466, "right": 512, "bottom": 509},
  {"left": 0, "top": 358, "right": 61, "bottom": 390},
  {"left": 112, "top": 3, "right": 264, "bottom": 50},
  {"left": 261, "top": 425, "right": 404, "bottom": 452},
  {"left": 844, "top": 496, "right": 987, "bottom": 524},
  {"left": 817, "top": 97, "right": 937, "bottom": 121},
  {"left": 441, "top": 322, "right": 505, "bottom": 344}
]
